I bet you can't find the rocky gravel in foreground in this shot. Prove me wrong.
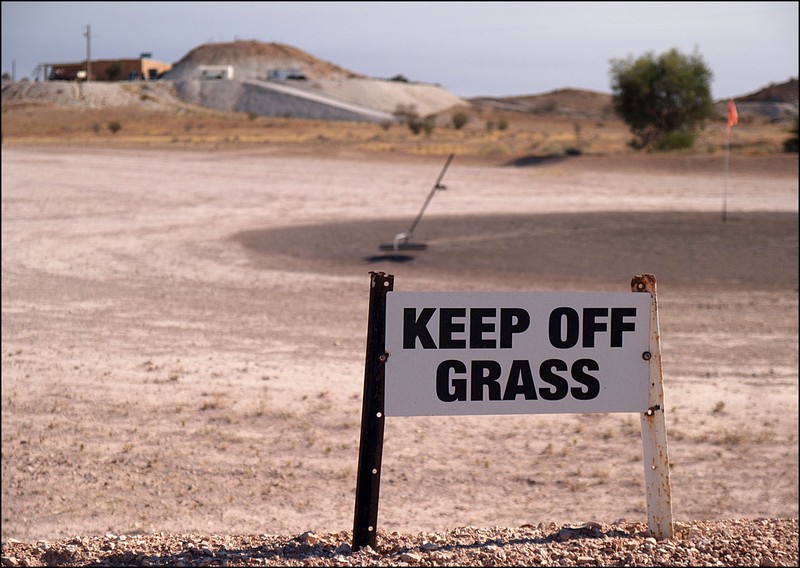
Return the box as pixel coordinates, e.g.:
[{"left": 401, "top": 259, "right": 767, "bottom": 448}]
[{"left": 2, "top": 519, "right": 797, "bottom": 567}]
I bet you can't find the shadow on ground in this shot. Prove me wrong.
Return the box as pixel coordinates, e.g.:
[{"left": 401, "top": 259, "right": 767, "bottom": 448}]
[{"left": 232, "top": 211, "right": 798, "bottom": 290}]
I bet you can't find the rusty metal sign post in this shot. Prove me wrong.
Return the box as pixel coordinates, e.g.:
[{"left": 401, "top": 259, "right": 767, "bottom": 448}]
[
  {"left": 352, "top": 272, "right": 672, "bottom": 550},
  {"left": 632, "top": 274, "right": 674, "bottom": 540}
]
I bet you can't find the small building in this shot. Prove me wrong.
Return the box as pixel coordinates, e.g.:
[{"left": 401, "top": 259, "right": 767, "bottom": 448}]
[
  {"left": 44, "top": 57, "right": 172, "bottom": 82},
  {"left": 198, "top": 65, "right": 234, "bottom": 80},
  {"left": 267, "top": 68, "right": 307, "bottom": 81}
]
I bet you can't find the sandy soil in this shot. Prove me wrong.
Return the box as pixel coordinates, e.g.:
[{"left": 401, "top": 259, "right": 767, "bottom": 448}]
[{"left": 1, "top": 147, "right": 797, "bottom": 546}]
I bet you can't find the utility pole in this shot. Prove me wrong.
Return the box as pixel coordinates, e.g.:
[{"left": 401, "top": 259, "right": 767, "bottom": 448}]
[{"left": 84, "top": 24, "right": 91, "bottom": 81}]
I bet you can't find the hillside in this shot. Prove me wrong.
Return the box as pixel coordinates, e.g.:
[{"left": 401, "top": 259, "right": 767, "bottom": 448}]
[
  {"left": 3, "top": 40, "right": 796, "bottom": 124},
  {"left": 738, "top": 77, "right": 798, "bottom": 105},
  {"left": 162, "top": 40, "right": 364, "bottom": 82},
  {"left": 161, "top": 40, "right": 466, "bottom": 120},
  {"left": 1, "top": 41, "right": 797, "bottom": 160},
  {"left": 469, "top": 88, "right": 616, "bottom": 120},
  {"left": 470, "top": 79, "right": 799, "bottom": 123}
]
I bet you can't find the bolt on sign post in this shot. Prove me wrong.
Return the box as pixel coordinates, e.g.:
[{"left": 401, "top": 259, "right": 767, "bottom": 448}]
[{"left": 352, "top": 272, "right": 672, "bottom": 551}]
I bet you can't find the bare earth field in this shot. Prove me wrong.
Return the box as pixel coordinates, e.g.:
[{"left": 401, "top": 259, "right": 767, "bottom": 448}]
[{"left": 1, "top": 138, "right": 798, "bottom": 565}]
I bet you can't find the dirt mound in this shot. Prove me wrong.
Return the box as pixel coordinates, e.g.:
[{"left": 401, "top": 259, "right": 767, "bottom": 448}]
[
  {"left": 727, "top": 77, "right": 800, "bottom": 122},
  {"left": 738, "top": 77, "right": 798, "bottom": 105},
  {"left": 0, "top": 80, "right": 196, "bottom": 112},
  {"left": 161, "top": 40, "right": 466, "bottom": 119},
  {"left": 470, "top": 88, "right": 615, "bottom": 120},
  {"left": 470, "top": 78, "right": 800, "bottom": 123},
  {"left": 310, "top": 77, "right": 465, "bottom": 115},
  {"left": 163, "top": 40, "right": 364, "bottom": 82}
]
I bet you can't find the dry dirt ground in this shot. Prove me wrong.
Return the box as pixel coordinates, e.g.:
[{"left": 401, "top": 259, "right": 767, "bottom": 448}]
[{"left": 1, "top": 144, "right": 798, "bottom": 563}]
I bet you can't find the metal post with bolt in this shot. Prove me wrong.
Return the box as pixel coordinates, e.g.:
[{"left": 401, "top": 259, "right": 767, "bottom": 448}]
[
  {"left": 632, "top": 273, "right": 673, "bottom": 540},
  {"left": 352, "top": 271, "right": 393, "bottom": 551}
]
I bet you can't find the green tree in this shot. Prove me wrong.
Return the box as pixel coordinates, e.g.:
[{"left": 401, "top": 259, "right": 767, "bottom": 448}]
[
  {"left": 393, "top": 104, "right": 435, "bottom": 136},
  {"left": 609, "top": 48, "right": 714, "bottom": 150},
  {"left": 451, "top": 111, "right": 469, "bottom": 130}
]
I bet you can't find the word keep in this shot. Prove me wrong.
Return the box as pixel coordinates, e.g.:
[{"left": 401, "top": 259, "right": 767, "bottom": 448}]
[{"left": 402, "top": 306, "right": 638, "bottom": 350}]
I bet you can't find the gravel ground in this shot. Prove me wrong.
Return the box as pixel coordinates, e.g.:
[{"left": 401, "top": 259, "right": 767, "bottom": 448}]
[{"left": 2, "top": 519, "right": 797, "bottom": 566}]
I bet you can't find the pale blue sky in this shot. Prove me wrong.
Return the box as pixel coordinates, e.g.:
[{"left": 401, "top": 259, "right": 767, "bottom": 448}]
[{"left": 2, "top": 1, "right": 797, "bottom": 99}]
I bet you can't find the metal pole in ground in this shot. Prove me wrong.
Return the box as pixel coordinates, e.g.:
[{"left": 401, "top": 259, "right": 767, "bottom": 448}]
[
  {"left": 405, "top": 153, "right": 454, "bottom": 239},
  {"left": 632, "top": 273, "right": 673, "bottom": 541},
  {"left": 352, "top": 271, "right": 393, "bottom": 551}
]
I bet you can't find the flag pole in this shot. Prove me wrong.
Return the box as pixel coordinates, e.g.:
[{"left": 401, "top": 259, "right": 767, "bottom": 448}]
[
  {"left": 723, "top": 99, "right": 738, "bottom": 223},
  {"left": 723, "top": 133, "right": 729, "bottom": 222}
]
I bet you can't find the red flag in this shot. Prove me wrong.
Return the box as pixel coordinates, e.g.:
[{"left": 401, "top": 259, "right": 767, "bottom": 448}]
[{"left": 726, "top": 99, "right": 738, "bottom": 134}]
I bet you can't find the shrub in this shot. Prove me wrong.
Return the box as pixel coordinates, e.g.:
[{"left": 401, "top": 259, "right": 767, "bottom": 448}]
[
  {"left": 654, "top": 130, "right": 695, "bottom": 151},
  {"left": 393, "top": 104, "right": 434, "bottom": 136},
  {"left": 408, "top": 116, "right": 435, "bottom": 136},
  {"left": 497, "top": 119, "right": 509, "bottom": 131},
  {"left": 107, "top": 121, "right": 122, "bottom": 134},
  {"left": 393, "top": 104, "right": 418, "bottom": 124},
  {"left": 610, "top": 47, "right": 713, "bottom": 150},
  {"left": 407, "top": 119, "right": 422, "bottom": 135},
  {"left": 451, "top": 112, "right": 469, "bottom": 130},
  {"left": 420, "top": 118, "right": 435, "bottom": 136}
]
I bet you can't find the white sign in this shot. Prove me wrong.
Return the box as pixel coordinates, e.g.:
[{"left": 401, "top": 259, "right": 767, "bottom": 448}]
[{"left": 384, "top": 291, "right": 651, "bottom": 416}]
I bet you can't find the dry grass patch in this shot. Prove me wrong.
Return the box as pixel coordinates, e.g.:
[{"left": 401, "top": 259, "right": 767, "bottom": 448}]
[{"left": 3, "top": 102, "right": 794, "bottom": 160}]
